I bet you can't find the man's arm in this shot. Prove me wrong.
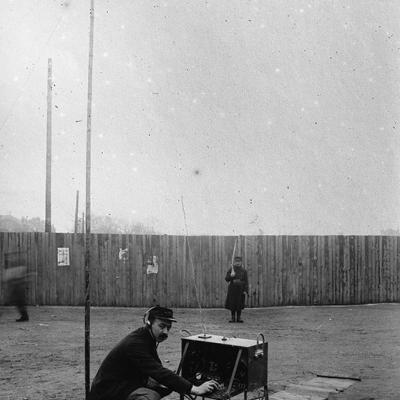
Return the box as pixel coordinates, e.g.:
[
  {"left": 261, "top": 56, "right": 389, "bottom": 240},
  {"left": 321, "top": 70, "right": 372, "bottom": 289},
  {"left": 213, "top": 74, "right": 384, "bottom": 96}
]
[
  {"left": 127, "top": 341, "right": 193, "bottom": 394},
  {"left": 127, "top": 341, "right": 219, "bottom": 395},
  {"left": 225, "top": 269, "right": 234, "bottom": 282}
]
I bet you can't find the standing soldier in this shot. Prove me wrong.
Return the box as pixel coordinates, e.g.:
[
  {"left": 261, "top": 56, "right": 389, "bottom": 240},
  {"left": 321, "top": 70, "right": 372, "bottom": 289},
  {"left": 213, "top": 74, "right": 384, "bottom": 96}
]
[{"left": 224, "top": 256, "right": 248, "bottom": 323}]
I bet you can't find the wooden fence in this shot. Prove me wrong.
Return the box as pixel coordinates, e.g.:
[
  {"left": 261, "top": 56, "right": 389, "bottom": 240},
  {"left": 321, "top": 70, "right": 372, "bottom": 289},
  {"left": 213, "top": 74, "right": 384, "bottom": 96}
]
[{"left": 0, "top": 232, "right": 399, "bottom": 307}]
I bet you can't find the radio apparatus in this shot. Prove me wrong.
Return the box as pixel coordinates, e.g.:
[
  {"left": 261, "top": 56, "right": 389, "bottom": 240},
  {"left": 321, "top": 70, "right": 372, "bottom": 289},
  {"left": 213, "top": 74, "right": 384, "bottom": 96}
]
[{"left": 178, "top": 334, "right": 268, "bottom": 400}]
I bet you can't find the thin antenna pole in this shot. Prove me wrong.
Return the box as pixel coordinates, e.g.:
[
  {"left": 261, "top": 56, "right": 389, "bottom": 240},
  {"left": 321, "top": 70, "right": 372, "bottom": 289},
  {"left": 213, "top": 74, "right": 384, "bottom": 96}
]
[
  {"left": 74, "top": 190, "right": 79, "bottom": 234},
  {"left": 85, "top": 0, "right": 95, "bottom": 398},
  {"left": 180, "top": 196, "right": 209, "bottom": 337},
  {"left": 45, "top": 58, "right": 52, "bottom": 233}
]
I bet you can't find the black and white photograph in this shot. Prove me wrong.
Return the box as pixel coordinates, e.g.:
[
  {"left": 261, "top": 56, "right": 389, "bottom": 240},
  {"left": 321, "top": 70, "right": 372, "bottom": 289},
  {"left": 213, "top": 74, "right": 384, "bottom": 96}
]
[{"left": 1, "top": 1, "right": 399, "bottom": 399}]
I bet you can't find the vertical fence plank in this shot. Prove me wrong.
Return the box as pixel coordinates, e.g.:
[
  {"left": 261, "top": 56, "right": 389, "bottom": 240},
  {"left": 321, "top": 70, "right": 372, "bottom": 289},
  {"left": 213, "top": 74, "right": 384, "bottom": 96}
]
[
  {"left": 184, "top": 236, "right": 191, "bottom": 307},
  {"left": 215, "top": 236, "right": 223, "bottom": 307},
  {"left": 201, "top": 236, "right": 209, "bottom": 308},
  {"left": 27, "top": 233, "right": 34, "bottom": 305},
  {"left": 301, "top": 235, "right": 306, "bottom": 305},
  {"left": 374, "top": 235, "right": 380, "bottom": 303},
  {"left": 100, "top": 234, "right": 108, "bottom": 306},
  {"left": 349, "top": 236, "right": 355, "bottom": 304},
  {"left": 52, "top": 233, "right": 58, "bottom": 304},
  {"left": 266, "top": 236, "right": 273, "bottom": 306},
  {"left": 391, "top": 237, "right": 397, "bottom": 302},
  {"left": 363, "top": 236, "right": 368, "bottom": 304},
  {"left": 159, "top": 235, "right": 168, "bottom": 307},
  {"left": 217, "top": 236, "right": 223, "bottom": 308},
  {"left": 40, "top": 233, "right": 47, "bottom": 305},
  {"left": 281, "top": 236, "right": 288, "bottom": 305},
  {"left": 244, "top": 236, "right": 252, "bottom": 307},
  {"left": 194, "top": 235, "right": 203, "bottom": 308},
  {"left": 184, "top": 235, "right": 192, "bottom": 308},
  {"left": 99, "top": 234, "right": 107, "bottom": 306},
  {"left": 44, "top": 233, "right": 50, "bottom": 304},
  {"left": 262, "top": 235, "right": 268, "bottom": 306},
  {"left": 369, "top": 236, "right": 375, "bottom": 303},
  {"left": 362, "top": 236, "right": 367, "bottom": 304},
  {"left": 178, "top": 235, "right": 185, "bottom": 307},
  {"left": 384, "top": 236, "right": 392, "bottom": 302},
  {"left": 318, "top": 236, "right": 324, "bottom": 305},
  {"left": 323, "top": 236, "right": 330, "bottom": 304},
  {"left": 139, "top": 235, "right": 147, "bottom": 307},
  {"left": 212, "top": 236, "right": 218, "bottom": 308},
  {"left": 343, "top": 236, "right": 348, "bottom": 304},
  {"left": 76, "top": 233, "right": 85, "bottom": 306},
  {"left": 94, "top": 233, "right": 102, "bottom": 306},
  {"left": 184, "top": 235, "right": 190, "bottom": 307},
  {"left": 292, "top": 236, "right": 300, "bottom": 305},
  {"left": 135, "top": 234, "right": 143, "bottom": 307},
  {"left": 376, "top": 236, "right": 382, "bottom": 302},
  {"left": 115, "top": 234, "right": 122, "bottom": 306},
  {"left": 285, "top": 236, "right": 291, "bottom": 305},
  {"left": 288, "top": 235, "right": 296, "bottom": 305},
  {"left": 368, "top": 236, "right": 373, "bottom": 304},
  {"left": 127, "top": 234, "right": 134, "bottom": 306},
  {"left": 338, "top": 236, "right": 344, "bottom": 304},
  {"left": 257, "top": 235, "right": 264, "bottom": 307},
  {"left": 112, "top": 234, "right": 118, "bottom": 306},
  {"left": 356, "top": 236, "right": 362, "bottom": 305},
  {"left": 382, "top": 236, "right": 388, "bottom": 302},
  {"left": 397, "top": 237, "right": 400, "bottom": 302},
  {"left": 276, "top": 236, "right": 282, "bottom": 306},
  {"left": 206, "top": 236, "right": 212, "bottom": 308},
  {"left": 309, "top": 236, "right": 315, "bottom": 305},
  {"left": 105, "top": 234, "right": 112, "bottom": 306},
  {"left": 217, "top": 236, "right": 223, "bottom": 307}
]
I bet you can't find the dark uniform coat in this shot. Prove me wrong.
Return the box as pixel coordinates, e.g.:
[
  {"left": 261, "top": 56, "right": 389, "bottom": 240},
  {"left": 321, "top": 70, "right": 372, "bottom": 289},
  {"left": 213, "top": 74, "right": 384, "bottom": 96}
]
[
  {"left": 89, "top": 327, "right": 192, "bottom": 400},
  {"left": 224, "top": 266, "right": 248, "bottom": 311},
  {"left": 4, "top": 265, "right": 28, "bottom": 318}
]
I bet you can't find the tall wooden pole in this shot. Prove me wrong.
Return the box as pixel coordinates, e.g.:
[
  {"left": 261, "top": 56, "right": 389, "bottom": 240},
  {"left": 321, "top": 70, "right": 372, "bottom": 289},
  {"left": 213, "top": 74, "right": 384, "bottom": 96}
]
[
  {"left": 85, "top": 0, "right": 95, "bottom": 398},
  {"left": 45, "top": 58, "right": 52, "bottom": 233},
  {"left": 74, "top": 190, "right": 79, "bottom": 233}
]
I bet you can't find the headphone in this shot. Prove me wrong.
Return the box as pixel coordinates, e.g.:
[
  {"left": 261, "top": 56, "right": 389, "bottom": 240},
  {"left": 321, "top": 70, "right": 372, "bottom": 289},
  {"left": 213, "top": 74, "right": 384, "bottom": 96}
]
[{"left": 143, "top": 306, "right": 158, "bottom": 327}]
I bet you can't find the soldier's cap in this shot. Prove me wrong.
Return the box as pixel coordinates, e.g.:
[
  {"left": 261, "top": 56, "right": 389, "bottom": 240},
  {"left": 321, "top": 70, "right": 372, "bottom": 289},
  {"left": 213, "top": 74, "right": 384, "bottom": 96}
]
[
  {"left": 149, "top": 306, "right": 177, "bottom": 322},
  {"left": 234, "top": 256, "right": 242, "bottom": 262}
]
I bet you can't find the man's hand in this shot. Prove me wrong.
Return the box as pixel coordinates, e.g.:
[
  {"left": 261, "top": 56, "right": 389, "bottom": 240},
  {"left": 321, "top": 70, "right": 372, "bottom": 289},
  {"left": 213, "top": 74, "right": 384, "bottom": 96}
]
[{"left": 191, "top": 380, "right": 219, "bottom": 395}]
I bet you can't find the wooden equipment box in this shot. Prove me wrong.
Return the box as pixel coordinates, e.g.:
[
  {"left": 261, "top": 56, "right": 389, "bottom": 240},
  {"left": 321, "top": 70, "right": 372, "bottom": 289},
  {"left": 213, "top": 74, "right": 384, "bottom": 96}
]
[{"left": 178, "top": 334, "right": 268, "bottom": 399}]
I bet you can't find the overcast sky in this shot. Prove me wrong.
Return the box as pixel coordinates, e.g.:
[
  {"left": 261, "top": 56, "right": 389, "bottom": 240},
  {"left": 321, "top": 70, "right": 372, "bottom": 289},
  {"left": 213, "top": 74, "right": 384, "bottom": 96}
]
[{"left": 1, "top": 0, "right": 399, "bottom": 235}]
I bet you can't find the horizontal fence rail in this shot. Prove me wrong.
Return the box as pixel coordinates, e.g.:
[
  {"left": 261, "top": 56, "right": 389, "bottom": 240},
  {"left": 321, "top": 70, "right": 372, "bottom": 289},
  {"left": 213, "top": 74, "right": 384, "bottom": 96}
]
[{"left": 0, "top": 233, "right": 399, "bottom": 307}]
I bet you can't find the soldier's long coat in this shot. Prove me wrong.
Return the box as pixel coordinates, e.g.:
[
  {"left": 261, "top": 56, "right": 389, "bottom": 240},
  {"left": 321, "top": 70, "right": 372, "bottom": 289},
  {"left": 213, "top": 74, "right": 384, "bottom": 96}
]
[{"left": 224, "top": 266, "right": 248, "bottom": 311}]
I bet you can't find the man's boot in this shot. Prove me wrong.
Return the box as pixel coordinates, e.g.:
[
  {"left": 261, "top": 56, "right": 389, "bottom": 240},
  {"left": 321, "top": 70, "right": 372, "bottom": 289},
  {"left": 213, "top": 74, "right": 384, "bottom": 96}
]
[
  {"left": 236, "top": 311, "right": 243, "bottom": 323},
  {"left": 16, "top": 309, "right": 29, "bottom": 322},
  {"left": 229, "top": 311, "right": 236, "bottom": 323}
]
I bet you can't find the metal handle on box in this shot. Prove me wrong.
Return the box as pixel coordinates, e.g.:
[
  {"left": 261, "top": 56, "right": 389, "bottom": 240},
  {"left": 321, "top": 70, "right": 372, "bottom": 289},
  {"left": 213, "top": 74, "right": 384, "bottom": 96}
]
[{"left": 255, "top": 333, "right": 265, "bottom": 358}]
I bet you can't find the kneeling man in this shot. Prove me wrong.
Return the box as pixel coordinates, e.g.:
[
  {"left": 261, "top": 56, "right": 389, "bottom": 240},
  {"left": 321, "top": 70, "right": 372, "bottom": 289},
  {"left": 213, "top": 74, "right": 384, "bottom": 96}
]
[{"left": 89, "top": 306, "right": 218, "bottom": 400}]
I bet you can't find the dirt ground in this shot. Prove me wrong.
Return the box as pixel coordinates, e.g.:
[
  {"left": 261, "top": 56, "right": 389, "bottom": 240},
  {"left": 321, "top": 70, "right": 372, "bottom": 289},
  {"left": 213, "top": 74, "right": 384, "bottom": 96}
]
[{"left": 0, "top": 303, "right": 399, "bottom": 400}]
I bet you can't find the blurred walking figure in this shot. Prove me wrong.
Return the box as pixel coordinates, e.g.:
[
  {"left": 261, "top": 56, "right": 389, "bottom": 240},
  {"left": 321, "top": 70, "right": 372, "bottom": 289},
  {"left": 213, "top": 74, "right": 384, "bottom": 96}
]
[
  {"left": 225, "top": 256, "right": 248, "bottom": 323},
  {"left": 3, "top": 252, "right": 29, "bottom": 322}
]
